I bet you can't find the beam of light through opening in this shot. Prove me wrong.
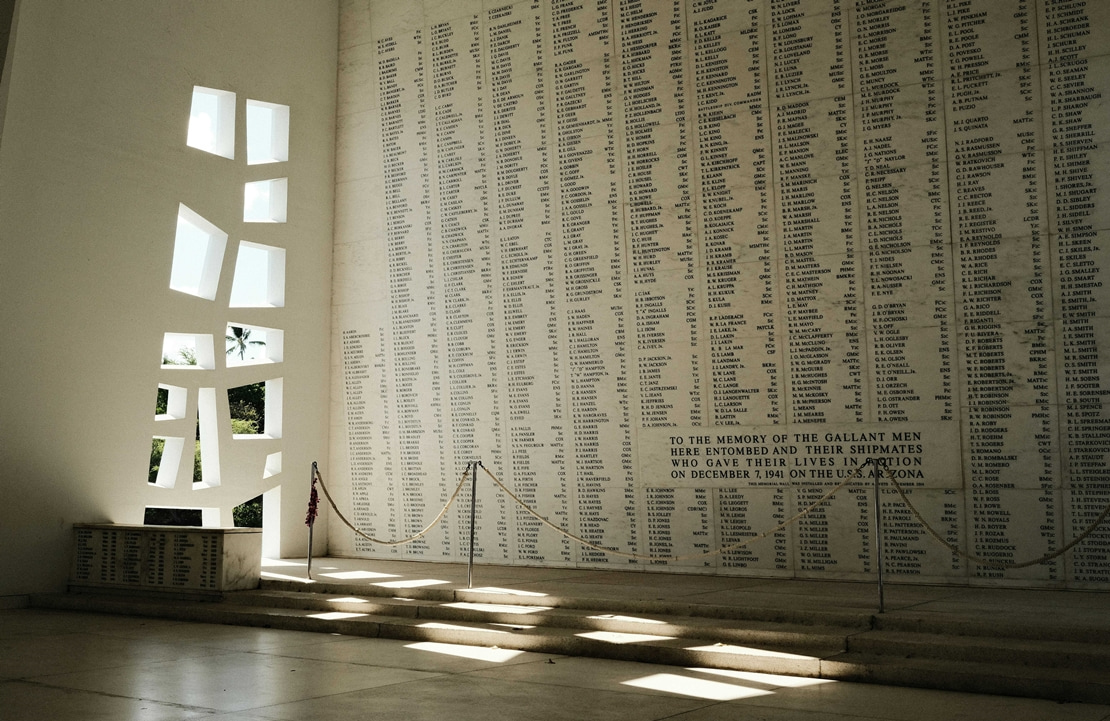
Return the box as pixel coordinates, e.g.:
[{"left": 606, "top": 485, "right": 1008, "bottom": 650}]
[
  {"left": 442, "top": 602, "right": 551, "bottom": 615},
  {"left": 690, "top": 667, "right": 835, "bottom": 688},
  {"left": 576, "top": 631, "right": 675, "bottom": 644},
  {"left": 622, "top": 673, "right": 775, "bottom": 701},
  {"left": 320, "top": 570, "right": 399, "bottom": 580},
  {"left": 405, "top": 642, "right": 523, "bottom": 663},
  {"left": 373, "top": 579, "right": 449, "bottom": 588}
]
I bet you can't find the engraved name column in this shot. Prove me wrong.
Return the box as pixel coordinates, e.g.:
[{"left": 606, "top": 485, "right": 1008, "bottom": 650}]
[
  {"left": 945, "top": 0, "right": 1060, "bottom": 582},
  {"left": 694, "top": 0, "right": 779, "bottom": 424},
  {"left": 767, "top": 0, "right": 867, "bottom": 577},
  {"left": 771, "top": 0, "right": 861, "bottom": 435},
  {"left": 619, "top": 0, "right": 703, "bottom": 431},
  {"left": 1041, "top": 0, "right": 1110, "bottom": 585},
  {"left": 379, "top": 27, "right": 446, "bottom": 558},
  {"left": 341, "top": 329, "right": 377, "bottom": 548},
  {"left": 552, "top": 1, "right": 635, "bottom": 564},
  {"left": 851, "top": 0, "right": 962, "bottom": 580},
  {"left": 488, "top": 2, "right": 571, "bottom": 564},
  {"left": 432, "top": 14, "right": 497, "bottom": 560}
]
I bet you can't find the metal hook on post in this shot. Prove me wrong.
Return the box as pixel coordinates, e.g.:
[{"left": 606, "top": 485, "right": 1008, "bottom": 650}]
[
  {"left": 467, "top": 461, "right": 479, "bottom": 589},
  {"left": 869, "top": 457, "right": 886, "bottom": 613}
]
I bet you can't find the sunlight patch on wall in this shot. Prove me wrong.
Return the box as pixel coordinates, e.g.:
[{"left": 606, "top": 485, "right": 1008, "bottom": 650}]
[{"left": 187, "top": 86, "right": 235, "bottom": 158}]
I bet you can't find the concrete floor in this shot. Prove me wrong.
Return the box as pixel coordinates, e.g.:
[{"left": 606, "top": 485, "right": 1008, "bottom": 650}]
[{"left": 1, "top": 608, "right": 1108, "bottom": 721}]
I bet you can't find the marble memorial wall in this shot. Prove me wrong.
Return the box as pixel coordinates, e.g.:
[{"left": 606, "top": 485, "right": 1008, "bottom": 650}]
[{"left": 330, "top": 0, "right": 1109, "bottom": 588}]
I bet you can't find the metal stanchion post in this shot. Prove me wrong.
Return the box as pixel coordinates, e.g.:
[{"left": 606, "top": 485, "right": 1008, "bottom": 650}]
[
  {"left": 307, "top": 461, "right": 317, "bottom": 581},
  {"left": 871, "top": 457, "right": 886, "bottom": 613},
  {"left": 468, "top": 461, "right": 479, "bottom": 589}
]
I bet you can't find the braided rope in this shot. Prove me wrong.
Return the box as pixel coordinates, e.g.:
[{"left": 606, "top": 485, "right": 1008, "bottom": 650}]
[
  {"left": 313, "top": 459, "right": 1109, "bottom": 571},
  {"left": 880, "top": 466, "right": 1110, "bottom": 570},
  {"left": 313, "top": 464, "right": 471, "bottom": 546},
  {"left": 481, "top": 461, "right": 868, "bottom": 562}
]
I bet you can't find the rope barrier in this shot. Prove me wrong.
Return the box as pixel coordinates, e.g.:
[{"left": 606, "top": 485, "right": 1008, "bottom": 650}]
[
  {"left": 879, "top": 466, "right": 1110, "bottom": 570},
  {"left": 313, "top": 463, "right": 471, "bottom": 546},
  {"left": 311, "top": 456, "right": 1109, "bottom": 571},
  {"left": 481, "top": 461, "right": 868, "bottom": 562}
]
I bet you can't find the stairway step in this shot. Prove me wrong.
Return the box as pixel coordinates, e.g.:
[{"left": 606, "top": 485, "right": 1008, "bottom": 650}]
[
  {"left": 873, "top": 610, "right": 1110, "bottom": 645},
  {"left": 29, "top": 588, "right": 1110, "bottom": 704},
  {"left": 30, "top": 591, "right": 828, "bottom": 676},
  {"left": 823, "top": 651, "right": 1110, "bottom": 705},
  {"left": 231, "top": 588, "right": 850, "bottom": 653},
  {"left": 847, "top": 629, "right": 1110, "bottom": 670},
  {"left": 259, "top": 578, "right": 876, "bottom": 629}
]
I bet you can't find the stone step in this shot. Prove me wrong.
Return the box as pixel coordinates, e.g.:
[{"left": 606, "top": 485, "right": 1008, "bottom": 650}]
[
  {"left": 847, "top": 628, "right": 1110, "bottom": 671},
  {"left": 823, "top": 651, "right": 1110, "bottom": 706},
  {"left": 30, "top": 591, "right": 827, "bottom": 676},
  {"left": 29, "top": 588, "right": 1110, "bottom": 704},
  {"left": 258, "top": 578, "right": 876, "bottom": 629},
  {"left": 226, "top": 588, "right": 851, "bottom": 653},
  {"left": 872, "top": 609, "right": 1110, "bottom": 645}
]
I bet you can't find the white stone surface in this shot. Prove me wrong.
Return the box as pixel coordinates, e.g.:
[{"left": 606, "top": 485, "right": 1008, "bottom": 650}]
[{"left": 328, "top": 0, "right": 1110, "bottom": 587}]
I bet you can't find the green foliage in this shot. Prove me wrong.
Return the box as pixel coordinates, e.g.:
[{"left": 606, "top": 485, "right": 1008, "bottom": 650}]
[
  {"left": 226, "top": 326, "right": 266, "bottom": 360},
  {"left": 162, "top": 347, "right": 198, "bottom": 365},
  {"left": 148, "top": 437, "right": 165, "bottom": 484},
  {"left": 233, "top": 495, "right": 263, "bottom": 527},
  {"left": 228, "top": 382, "right": 266, "bottom": 434},
  {"left": 193, "top": 433, "right": 203, "bottom": 484},
  {"left": 155, "top": 387, "right": 168, "bottom": 415},
  {"left": 230, "top": 417, "right": 258, "bottom": 435},
  {"left": 144, "top": 507, "right": 202, "bottom": 526}
]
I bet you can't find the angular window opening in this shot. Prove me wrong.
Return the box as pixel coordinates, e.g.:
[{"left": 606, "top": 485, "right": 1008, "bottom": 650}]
[
  {"left": 194, "top": 388, "right": 221, "bottom": 488},
  {"left": 246, "top": 99, "right": 290, "bottom": 165},
  {"left": 233, "top": 494, "right": 264, "bottom": 527},
  {"left": 144, "top": 507, "right": 203, "bottom": 526},
  {"left": 187, "top": 86, "right": 235, "bottom": 158},
  {"left": 143, "top": 507, "right": 220, "bottom": 527},
  {"left": 264, "top": 451, "right": 282, "bottom": 479},
  {"left": 225, "top": 323, "right": 283, "bottom": 366},
  {"left": 243, "top": 178, "right": 288, "bottom": 222},
  {"left": 228, "top": 381, "right": 265, "bottom": 437},
  {"left": 229, "top": 242, "right": 286, "bottom": 307},
  {"left": 229, "top": 379, "right": 281, "bottom": 438},
  {"left": 148, "top": 436, "right": 184, "bottom": 488},
  {"left": 155, "top": 384, "right": 187, "bottom": 420},
  {"left": 170, "top": 204, "right": 228, "bottom": 300},
  {"left": 263, "top": 378, "right": 283, "bottom": 439},
  {"left": 262, "top": 485, "right": 281, "bottom": 558},
  {"left": 161, "top": 333, "right": 216, "bottom": 369}
]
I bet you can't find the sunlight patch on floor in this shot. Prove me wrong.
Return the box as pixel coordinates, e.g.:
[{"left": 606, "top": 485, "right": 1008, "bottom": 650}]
[
  {"left": 320, "top": 570, "right": 399, "bottom": 580},
  {"left": 260, "top": 571, "right": 315, "bottom": 583},
  {"left": 373, "top": 579, "right": 449, "bottom": 588},
  {"left": 442, "top": 602, "right": 551, "bottom": 614},
  {"left": 587, "top": 614, "right": 666, "bottom": 625},
  {"left": 405, "top": 641, "right": 524, "bottom": 663},
  {"left": 418, "top": 622, "right": 507, "bottom": 634},
  {"left": 690, "top": 667, "right": 835, "bottom": 688},
  {"left": 622, "top": 673, "right": 775, "bottom": 701},
  {"left": 686, "top": 643, "right": 816, "bottom": 660},
  {"left": 576, "top": 630, "right": 675, "bottom": 644},
  {"left": 469, "top": 587, "right": 549, "bottom": 597}
]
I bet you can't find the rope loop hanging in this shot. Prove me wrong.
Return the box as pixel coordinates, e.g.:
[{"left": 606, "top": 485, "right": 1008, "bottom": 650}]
[
  {"left": 879, "top": 466, "right": 1110, "bottom": 570},
  {"left": 312, "top": 463, "right": 471, "bottom": 546},
  {"left": 310, "top": 457, "right": 1110, "bottom": 570}
]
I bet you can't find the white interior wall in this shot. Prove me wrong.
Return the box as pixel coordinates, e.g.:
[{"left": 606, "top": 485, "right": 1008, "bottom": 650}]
[{"left": 0, "top": 0, "right": 338, "bottom": 597}]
